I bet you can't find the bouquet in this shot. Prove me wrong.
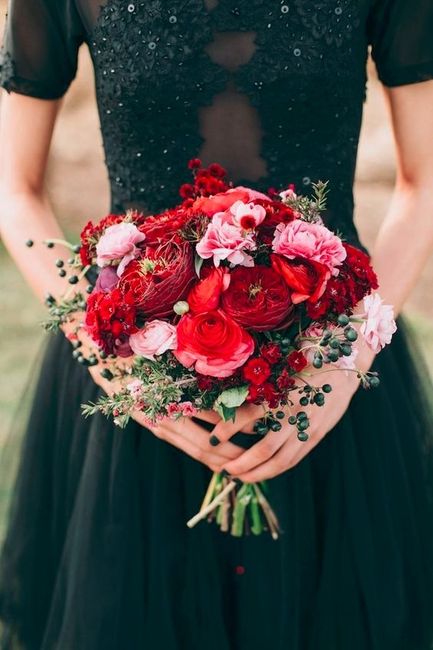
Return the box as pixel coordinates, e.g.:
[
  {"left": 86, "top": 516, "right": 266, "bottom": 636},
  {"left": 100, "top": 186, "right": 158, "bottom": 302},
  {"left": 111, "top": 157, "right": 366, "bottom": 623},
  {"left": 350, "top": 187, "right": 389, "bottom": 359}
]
[{"left": 40, "top": 160, "right": 396, "bottom": 538}]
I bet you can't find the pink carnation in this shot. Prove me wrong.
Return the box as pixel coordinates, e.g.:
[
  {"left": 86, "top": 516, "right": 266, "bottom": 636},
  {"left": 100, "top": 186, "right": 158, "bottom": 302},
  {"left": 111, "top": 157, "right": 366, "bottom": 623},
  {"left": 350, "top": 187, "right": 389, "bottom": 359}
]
[
  {"left": 360, "top": 293, "right": 397, "bottom": 354},
  {"left": 96, "top": 222, "right": 146, "bottom": 276},
  {"left": 129, "top": 320, "right": 177, "bottom": 360},
  {"left": 229, "top": 200, "right": 267, "bottom": 229},
  {"left": 196, "top": 213, "right": 256, "bottom": 267},
  {"left": 272, "top": 219, "right": 346, "bottom": 275}
]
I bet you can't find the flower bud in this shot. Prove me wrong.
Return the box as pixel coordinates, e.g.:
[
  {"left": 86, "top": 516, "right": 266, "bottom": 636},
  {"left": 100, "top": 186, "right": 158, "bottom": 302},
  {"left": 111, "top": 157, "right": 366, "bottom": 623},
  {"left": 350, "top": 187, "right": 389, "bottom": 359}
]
[{"left": 173, "top": 300, "right": 190, "bottom": 316}]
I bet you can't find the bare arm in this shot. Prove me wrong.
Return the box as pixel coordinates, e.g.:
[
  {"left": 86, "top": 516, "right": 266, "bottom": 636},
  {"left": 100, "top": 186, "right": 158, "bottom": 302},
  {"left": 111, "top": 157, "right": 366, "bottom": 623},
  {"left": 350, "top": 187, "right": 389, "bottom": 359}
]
[
  {"left": 0, "top": 93, "right": 78, "bottom": 301},
  {"left": 371, "top": 81, "right": 433, "bottom": 316}
]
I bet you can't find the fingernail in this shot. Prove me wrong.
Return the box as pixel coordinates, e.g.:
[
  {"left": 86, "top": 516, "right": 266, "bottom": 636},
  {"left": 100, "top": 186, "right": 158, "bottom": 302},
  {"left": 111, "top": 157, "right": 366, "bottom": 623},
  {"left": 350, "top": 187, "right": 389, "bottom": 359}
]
[
  {"left": 209, "top": 435, "right": 220, "bottom": 447},
  {"left": 221, "top": 469, "right": 230, "bottom": 478}
]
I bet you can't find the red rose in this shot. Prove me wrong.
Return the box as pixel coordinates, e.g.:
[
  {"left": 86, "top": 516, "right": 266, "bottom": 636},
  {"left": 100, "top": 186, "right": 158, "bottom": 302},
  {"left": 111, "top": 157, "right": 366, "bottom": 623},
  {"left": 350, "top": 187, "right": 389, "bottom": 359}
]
[
  {"left": 188, "top": 267, "right": 231, "bottom": 314},
  {"left": 271, "top": 254, "right": 330, "bottom": 304},
  {"left": 287, "top": 350, "right": 308, "bottom": 372},
  {"left": 174, "top": 310, "right": 254, "bottom": 378},
  {"left": 138, "top": 208, "right": 196, "bottom": 244},
  {"left": 242, "top": 357, "right": 272, "bottom": 386},
  {"left": 119, "top": 240, "right": 195, "bottom": 318},
  {"left": 85, "top": 288, "right": 137, "bottom": 355},
  {"left": 220, "top": 266, "right": 293, "bottom": 331}
]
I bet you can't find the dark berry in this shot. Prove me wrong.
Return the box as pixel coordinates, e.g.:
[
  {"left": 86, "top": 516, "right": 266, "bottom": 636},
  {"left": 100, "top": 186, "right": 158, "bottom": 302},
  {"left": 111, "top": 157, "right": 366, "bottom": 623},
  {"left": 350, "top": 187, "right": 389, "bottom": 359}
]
[
  {"left": 344, "top": 327, "right": 358, "bottom": 342},
  {"left": 58, "top": 269, "right": 66, "bottom": 277},
  {"left": 288, "top": 415, "right": 297, "bottom": 425},
  {"left": 55, "top": 259, "right": 64, "bottom": 268},
  {"left": 25, "top": 239, "right": 34, "bottom": 247},
  {"left": 100, "top": 368, "right": 114, "bottom": 380},
  {"left": 313, "top": 393, "right": 325, "bottom": 406},
  {"left": 322, "top": 384, "right": 332, "bottom": 393},
  {"left": 297, "top": 432, "right": 309, "bottom": 442},
  {"left": 276, "top": 411, "right": 285, "bottom": 420},
  {"left": 337, "top": 313, "right": 350, "bottom": 326},
  {"left": 68, "top": 275, "right": 79, "bottom": 285},
  {"left": 300, "top": 396, "right": 309, "bottom": 406}
]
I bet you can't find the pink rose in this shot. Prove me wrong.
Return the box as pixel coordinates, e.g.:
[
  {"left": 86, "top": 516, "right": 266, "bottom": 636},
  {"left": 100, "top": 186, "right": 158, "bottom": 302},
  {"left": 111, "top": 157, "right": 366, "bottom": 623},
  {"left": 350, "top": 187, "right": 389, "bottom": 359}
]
[
  {"left": 129, "top": 320, "right": 177, "bottom": 360},
  {"left": 360, "top": 293, "right": 397, "bottom": 353},
  {"left": 193, "top": 185, "right": 270, "bottom": 216},
  {"left": 96, "top": 223, "right": 146, "bottom": 276},
  {"left": 196, "top": 213, "right": 256, "bottom": 267},
  {"left": 272, "top": 219, "right": 347, "bottom": 275}
]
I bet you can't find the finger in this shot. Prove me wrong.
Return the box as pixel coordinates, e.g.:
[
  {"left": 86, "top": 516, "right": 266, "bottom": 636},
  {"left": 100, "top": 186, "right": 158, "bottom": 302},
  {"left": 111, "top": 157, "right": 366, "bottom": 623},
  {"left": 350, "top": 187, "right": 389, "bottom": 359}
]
[
  {"left": 235, "top": 437, "right": 298, "bottom": 482},
  {"left": 158, "top": 417, "right": 244, "bottom": 462},
  {"left": 209, "top": 403, "right": 266, "bottom": 445},
  {"left": 223, "top": 427, "right": 289, "bottom": 476},
  {"left": 155, "top": 428, "right": 223, "bottom": 471},
  {"left": 193, "top": 410, "right": 221, "bottom": 425}
]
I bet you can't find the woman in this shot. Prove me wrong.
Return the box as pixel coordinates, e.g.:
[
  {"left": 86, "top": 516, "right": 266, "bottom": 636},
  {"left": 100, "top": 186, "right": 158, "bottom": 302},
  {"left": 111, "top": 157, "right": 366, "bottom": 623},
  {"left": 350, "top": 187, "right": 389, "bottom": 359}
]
[{"left": 0, "top": 0, "right": 433, "bottom": 648}]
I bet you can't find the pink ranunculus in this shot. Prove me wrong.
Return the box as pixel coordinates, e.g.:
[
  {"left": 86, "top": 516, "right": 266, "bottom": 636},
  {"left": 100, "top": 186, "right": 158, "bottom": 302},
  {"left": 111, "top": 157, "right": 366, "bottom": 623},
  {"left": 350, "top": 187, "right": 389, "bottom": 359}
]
[
  {"left": 196, "top": 213, "right": 256, "bottom": 267},
  {"left": 129, "top": 320, "right": 177, "bottom": 360},
  {"left": 193, "top": 185, "right": 270, "bottom": 217},
  {"left": 360, "top": 293, "right": 397, "bottom": 354},
  {"left": 272, "top": 219, "right": 347, "bottom": 275},
  {"left": 229, "top": 200, "right": 267, "bottom": 229},
  {"left": 96, "top": 222, "right": 146, "bottom": 276}
]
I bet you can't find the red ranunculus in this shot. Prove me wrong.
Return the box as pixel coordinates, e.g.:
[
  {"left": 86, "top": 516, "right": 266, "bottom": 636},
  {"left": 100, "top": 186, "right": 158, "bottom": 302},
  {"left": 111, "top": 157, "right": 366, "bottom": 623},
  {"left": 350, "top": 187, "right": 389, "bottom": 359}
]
[
  {"left": 138, "top": 207, "right": 196, "bottom": 244},
  {"left": 242, "top": 357, "right": 272, "bottom": 386},
  {"left": 85, "top": 287, "right": 137, "bottom": 355},
  {"left": 187, "top": 267, "right": 231, "bottom": 314},
  {"left": 192, "top": 186, "right": 269, "bottom": 217},
  {"left": 174, "top": 310, "right": 254, "bottom": 378},
  {"left": 287, "top": 350, "right": 308, "bottom": 372},
  {"left": 119, "top": 240, "right": 195, "bottom": 318},
  {"left": 220, "top": 266, "right": 293, "bottom": 331},
  {"left": 271, "top": 254, "right": 330, "bottom": 304}
]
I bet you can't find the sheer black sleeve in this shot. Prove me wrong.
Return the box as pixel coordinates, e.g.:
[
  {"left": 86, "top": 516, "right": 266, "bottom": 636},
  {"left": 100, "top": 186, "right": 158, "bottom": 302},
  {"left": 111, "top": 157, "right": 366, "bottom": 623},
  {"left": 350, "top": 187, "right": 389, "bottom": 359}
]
[
  {"left": 0, "top": 0, "right": 85, "bottom": 99},
  {"left": 368, "top": 0, "right": 433, "bottom": 87}
]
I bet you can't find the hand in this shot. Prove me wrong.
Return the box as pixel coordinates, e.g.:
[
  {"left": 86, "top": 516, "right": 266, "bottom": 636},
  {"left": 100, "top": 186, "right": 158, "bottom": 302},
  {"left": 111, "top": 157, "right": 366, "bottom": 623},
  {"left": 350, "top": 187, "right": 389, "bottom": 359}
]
[
  {"left": 214, "top": 346, "right": 377, "bottom": 482},
  {"left": 65, "top": 321, "right": 246, "bottom": 472}
]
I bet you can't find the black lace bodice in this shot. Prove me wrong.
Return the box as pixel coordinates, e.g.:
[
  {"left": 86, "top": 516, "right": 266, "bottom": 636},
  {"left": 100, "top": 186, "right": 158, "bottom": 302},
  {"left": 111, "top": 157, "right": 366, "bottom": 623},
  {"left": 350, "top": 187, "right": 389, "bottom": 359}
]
[{"left": 1, "top": 0, "right": 433, "bottom": 241}]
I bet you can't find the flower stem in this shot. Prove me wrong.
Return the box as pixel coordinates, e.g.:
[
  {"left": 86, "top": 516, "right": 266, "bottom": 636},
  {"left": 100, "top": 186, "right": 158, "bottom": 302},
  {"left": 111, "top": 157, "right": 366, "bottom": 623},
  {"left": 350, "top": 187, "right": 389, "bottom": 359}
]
[{"left": 187, "top": 480, "right": 238, "bottom": 529}]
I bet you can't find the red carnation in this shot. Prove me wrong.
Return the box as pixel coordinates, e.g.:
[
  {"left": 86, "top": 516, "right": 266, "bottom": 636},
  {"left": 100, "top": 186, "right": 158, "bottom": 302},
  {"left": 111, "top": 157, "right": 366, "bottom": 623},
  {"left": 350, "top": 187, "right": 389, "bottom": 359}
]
[
  {"left": 287, "top": 350, "right": 308, "bottom": 372},
  {"left": 260, "top": 342, "right": 282, "bottom": 364},
  {"left": 257, "top": 199, "right": 297, "bottom": 244},
  {"left": 221, "top": 265, "right": 294, "bottom": 331},
  {"left": 85, "top": 288, "right": 137, "bottom": 355},
  {"left": 119, "top": 240, "right": 195, "bottom": 318},
  {"left": 276, "top": 368, "right": 296, "bottom": 391},
  {"left": 242, "top": 357, "right": 272, "bottom": 386}
]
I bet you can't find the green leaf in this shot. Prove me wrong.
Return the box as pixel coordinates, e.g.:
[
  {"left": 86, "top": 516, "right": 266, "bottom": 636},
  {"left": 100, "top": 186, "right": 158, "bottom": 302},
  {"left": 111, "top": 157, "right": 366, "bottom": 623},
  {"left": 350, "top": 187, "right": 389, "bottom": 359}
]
[
  {"left": 194, "top": 254, "right": 204, "bottom": 277},
  {"left": 214, "top": 385, "right": 249, "bottom": 422}
]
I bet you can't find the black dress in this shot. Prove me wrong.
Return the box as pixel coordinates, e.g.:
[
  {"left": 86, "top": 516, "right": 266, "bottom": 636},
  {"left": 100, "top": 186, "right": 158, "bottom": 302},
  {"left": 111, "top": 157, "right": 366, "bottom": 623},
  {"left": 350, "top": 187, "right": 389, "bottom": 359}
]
[{"left": 1, "top": 1, "right": 433, "bottom": 648}]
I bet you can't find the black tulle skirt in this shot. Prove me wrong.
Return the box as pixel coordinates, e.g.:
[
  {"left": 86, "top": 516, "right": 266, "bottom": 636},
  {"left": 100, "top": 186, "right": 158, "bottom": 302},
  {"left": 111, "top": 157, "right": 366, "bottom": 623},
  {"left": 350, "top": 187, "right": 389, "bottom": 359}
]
[{"left": 1, "top": 321, "right": 433, "bottom": 650}]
